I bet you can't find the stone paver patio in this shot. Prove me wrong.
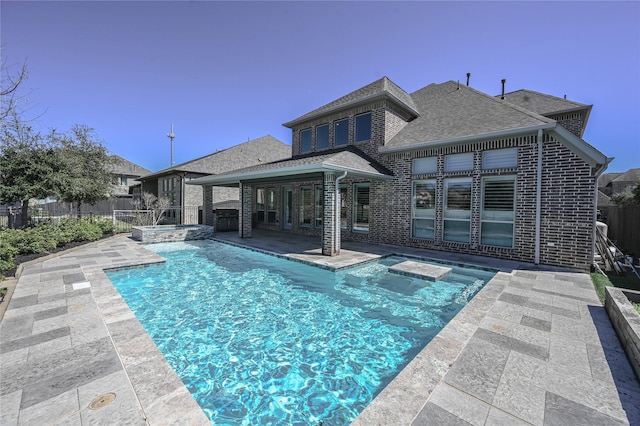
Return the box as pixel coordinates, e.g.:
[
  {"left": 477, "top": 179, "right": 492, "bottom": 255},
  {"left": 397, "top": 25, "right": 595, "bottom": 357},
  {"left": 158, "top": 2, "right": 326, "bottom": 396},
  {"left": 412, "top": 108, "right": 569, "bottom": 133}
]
[{"left": 1, "top": 232, "right": 639, "bottom": 425}]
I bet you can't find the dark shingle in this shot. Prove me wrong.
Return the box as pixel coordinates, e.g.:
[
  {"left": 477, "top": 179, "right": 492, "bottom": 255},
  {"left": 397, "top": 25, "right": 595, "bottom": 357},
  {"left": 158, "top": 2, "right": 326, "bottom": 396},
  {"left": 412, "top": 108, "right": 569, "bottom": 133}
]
[
  {"left": 499, "top": 89, "right": 588, "bottom": 115},
  {"left": 284, "top": 77, "right": 418, "bottom": 127},
  {"left": 386, "top": 81, "right": 554, "bottom": 149}
]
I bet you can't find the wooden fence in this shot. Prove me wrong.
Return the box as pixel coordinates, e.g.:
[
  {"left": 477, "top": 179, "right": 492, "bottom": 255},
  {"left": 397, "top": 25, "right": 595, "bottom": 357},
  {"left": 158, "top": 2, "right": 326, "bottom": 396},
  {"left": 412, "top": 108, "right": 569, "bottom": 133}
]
[{"left": 607, "top": 205, "right": 640, "bottom": 258}]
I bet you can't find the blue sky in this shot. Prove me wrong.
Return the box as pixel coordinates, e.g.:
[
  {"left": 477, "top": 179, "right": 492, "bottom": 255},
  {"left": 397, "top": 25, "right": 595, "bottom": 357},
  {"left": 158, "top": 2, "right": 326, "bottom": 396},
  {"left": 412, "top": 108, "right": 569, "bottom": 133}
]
[{"left": 2, "top": 1, "right": 639, "bottom": 173}]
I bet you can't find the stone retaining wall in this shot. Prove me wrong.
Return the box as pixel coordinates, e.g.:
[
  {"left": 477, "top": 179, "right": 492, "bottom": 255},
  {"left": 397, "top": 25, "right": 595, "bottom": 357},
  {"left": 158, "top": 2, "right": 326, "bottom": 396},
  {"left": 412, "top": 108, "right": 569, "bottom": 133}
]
[{"left": 605, "top": 286, "right": 640, "bottom": 380}]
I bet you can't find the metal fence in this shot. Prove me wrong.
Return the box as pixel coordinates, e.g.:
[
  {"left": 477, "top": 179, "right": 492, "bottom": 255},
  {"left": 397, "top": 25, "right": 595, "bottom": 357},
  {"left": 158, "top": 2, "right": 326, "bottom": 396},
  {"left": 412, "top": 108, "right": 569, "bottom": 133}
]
[{"left": 1, "top": 205, "right": 202, "bottom": 231}]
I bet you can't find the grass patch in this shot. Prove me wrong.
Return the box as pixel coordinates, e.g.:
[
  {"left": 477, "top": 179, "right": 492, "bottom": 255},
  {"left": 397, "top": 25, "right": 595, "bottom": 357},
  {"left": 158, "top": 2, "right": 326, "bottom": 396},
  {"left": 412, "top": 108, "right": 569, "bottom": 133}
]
[
  {"left": 591, "top": 270, "right": 640, "bottom": 305},
  {"left": 633, "top": 302, "right": 640, "bottom": 315},
  {"left": 591, "top": 272, "right": 612, "bottom": 305}
]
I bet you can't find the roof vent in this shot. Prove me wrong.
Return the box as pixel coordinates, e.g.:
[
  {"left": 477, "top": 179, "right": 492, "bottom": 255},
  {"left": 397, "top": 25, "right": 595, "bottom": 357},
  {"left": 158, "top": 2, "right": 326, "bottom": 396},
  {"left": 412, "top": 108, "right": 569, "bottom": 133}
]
[
  {"left": 500, "top": 79, "right": 506, "bottom": 100},
  {"left": 466, "top": 73, "right": 471, "bottom": 86}
]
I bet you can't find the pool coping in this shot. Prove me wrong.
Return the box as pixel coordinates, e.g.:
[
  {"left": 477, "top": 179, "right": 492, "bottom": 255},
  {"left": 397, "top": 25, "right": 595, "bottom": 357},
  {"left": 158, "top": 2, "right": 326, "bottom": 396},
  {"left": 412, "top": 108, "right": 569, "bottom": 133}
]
[{"left": 3, "top": 234, "right": 639, "bottom": 425}]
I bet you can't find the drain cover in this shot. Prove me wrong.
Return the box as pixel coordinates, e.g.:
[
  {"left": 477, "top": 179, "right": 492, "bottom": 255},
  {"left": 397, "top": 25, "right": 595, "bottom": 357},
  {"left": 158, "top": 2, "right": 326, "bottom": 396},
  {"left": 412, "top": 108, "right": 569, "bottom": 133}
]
[{"left": 88, "top": 393, "right": 116, "bottom": 410}]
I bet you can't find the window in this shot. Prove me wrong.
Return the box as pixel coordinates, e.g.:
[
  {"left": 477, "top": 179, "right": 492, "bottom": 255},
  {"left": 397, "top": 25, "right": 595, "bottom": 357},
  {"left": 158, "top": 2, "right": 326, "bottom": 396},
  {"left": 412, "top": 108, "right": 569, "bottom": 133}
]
[
  {"left": 413, "top": 157, "right": 437, "bottom": 174},
  {"left": 256, "top": 188, "right": 265, "bottom": 222},
  {"left": 445, "top": 152, "right": 474, "bottom": 172},
  {"left": 481, "top": 176, "right": 515, "bottom": 247},
  {"left": 317, "top": 124, "right": 329, "bottom": 150},
  {"left": 355, "top": 113, "right": 371, "bottom": 142},
  {"left": 334, "top": 119, "right": 349, "bottom": 146},
  {"left": 483, "top": 148, "right": 517, "bottom": 169},
  {"left": 266, "top": 188, "right": 276, "bottom": 223},
  {"left": 299, "top": 186, "right": 312, "bottom": 227},
  {"left": 412, "top": 180, "right": 436, "bottom": 239},
  {"left": 119, "top": 176, "right": 128, "bottom": 186},
  {"left": 315, "top": 184, "right": 323, "bottom": 227},
  {"left": 339, "top": 185, "right": 348, "bottom": 229},
  {"left": 300, "top": 128, "right": 312, "bottom": 153},
  {"left": 443, "top": 178, "right": 472, "bottom": 243},
  {"left": 353, "top": 184, "right": 369, "bottom": 232}
]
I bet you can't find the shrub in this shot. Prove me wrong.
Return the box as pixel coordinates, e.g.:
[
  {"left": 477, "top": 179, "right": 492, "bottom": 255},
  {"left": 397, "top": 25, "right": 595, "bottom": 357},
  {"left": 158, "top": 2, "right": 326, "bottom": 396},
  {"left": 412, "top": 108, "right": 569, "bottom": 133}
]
[{"left": 0, "top": 237, "right": 18, "bottom": 272}]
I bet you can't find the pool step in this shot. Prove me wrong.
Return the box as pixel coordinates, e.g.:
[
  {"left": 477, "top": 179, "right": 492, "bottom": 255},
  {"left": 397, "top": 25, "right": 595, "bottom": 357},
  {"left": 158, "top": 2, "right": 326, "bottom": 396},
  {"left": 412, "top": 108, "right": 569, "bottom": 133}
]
[{"left": 388, "top": 261, "right": 452, "bottom": 282}]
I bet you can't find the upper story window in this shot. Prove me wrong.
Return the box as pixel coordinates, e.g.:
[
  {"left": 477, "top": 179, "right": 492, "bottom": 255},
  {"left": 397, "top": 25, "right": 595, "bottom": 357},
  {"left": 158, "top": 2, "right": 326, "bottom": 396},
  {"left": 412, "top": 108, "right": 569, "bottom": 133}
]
[
  {"left": 482, "top": 148, "right": 517, "bottom": 169},
  {"left": 355, "top": 113, "right": 372, "bottom": 142},
  {"left": 300, "top": 129, "right": 312, "bottom": 153},
  {"left": 334, "top": 119, "right": 349, "bottom": 146},
  {"left": 119, "top": 176, "right": 128, "bottom": 186},
  {"left": 317, "top": 124, "right": 329, "bottom": 150},
  {"left": 445, "top": 152, "right": 474, "bottom": 172}
]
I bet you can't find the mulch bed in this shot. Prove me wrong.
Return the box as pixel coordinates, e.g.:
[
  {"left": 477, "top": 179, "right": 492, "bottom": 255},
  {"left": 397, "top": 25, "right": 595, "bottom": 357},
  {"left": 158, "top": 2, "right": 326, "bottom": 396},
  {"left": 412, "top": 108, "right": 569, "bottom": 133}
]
[{"left": 1, "top": 234, "right": 116, "bottom": 278}]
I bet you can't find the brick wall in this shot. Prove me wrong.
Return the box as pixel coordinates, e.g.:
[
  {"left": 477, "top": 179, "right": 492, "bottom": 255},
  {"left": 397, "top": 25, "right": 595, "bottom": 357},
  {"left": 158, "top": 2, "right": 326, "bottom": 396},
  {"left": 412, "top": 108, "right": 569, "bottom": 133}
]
[{"left": 272, "top": 99, "right": 596, "bottom": 270}]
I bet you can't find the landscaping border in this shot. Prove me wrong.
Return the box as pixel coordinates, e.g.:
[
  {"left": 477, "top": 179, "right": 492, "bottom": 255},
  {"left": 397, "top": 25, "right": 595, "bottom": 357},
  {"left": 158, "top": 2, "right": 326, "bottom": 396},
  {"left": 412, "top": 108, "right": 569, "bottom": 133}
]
[{"left": 605, "top": 286, "right": 640, "bottom": 380}]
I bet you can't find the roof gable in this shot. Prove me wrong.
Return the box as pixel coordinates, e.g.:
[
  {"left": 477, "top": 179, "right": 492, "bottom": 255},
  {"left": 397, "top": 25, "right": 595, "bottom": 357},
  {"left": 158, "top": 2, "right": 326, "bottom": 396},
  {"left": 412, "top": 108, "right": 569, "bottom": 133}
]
[
  {"left": 283, "top": 76, "right": 418, "bottom": 127},
  {"left": 384, "top": 81, "right": 555, "bottom": 150},
  {"left": 189, "top": 145, "right": 393, "bottom": 186},
  {"left": 613, "top": 168, "right": 640, "bottom": 182},
  {"left": 108, "top": 155, "right": 151, "bottom": 177},
  {"left": 141, "top": 135, "right": 290, "bottom": 179}
]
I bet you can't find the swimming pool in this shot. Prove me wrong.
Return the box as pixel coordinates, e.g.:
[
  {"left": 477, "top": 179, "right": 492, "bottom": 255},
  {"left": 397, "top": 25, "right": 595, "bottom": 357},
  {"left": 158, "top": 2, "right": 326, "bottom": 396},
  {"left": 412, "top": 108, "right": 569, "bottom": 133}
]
[{"left": 107, "top": 240, "right": 495, "bottom": 425}]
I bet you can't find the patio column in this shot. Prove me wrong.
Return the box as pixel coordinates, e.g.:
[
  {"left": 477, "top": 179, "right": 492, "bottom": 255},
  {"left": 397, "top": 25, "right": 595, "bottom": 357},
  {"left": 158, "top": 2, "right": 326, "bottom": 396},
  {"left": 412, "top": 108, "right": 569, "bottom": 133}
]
[
  {"left": 203, "top": 185, "right": 214, "bottom": 226},
  {"left": 240, "top": 183, "right": 252, "bottom": 238},
  {"left": 322, "top": 172, "right": 337, "bottom": 256}
]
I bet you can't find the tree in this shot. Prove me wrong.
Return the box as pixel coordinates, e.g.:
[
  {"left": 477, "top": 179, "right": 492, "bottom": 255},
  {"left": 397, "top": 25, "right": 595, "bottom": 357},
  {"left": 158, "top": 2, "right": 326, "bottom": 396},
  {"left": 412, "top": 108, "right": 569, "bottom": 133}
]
[
  {"left": 0, "top": 119, "right": 59, "bottom": 227},
  {"left": 611, "top": 182, "right": 640, "bottom": 206},
  {"left": 1, "top": 59, "right": 29, "bottom": 121},
  {"left": 132, "top": 192, "right": 170, "bottom": 225},
  {"left": 51, "top": 125, "right": 115, "bottom": 217}
]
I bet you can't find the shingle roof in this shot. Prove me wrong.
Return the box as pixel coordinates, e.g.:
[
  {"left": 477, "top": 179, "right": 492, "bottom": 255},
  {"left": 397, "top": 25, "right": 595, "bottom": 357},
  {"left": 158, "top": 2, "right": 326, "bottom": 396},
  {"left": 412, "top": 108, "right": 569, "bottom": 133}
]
[
  {"left": 613, "top": 168, "right": 640, "bottom": 182},
  {"left": 283, "top": 76, "right": 418, "bottom": 127},
  {"left": 499, "top": 89, "right": 589, "bottom": 115},
  {"left": 189, "top": 146, "right": 393, "bottom": 186},
  {"left": 599, "top": 173, "right": 622, "bottom": 188},
  {"left": 108, "top": 155, "right": 151, "bottom": 177},
  {"left": 384, "top": 81, "right": 555, "bottom": 150},
  {"left": 141, "top": 135, "right": 291, "bottom": 180}
]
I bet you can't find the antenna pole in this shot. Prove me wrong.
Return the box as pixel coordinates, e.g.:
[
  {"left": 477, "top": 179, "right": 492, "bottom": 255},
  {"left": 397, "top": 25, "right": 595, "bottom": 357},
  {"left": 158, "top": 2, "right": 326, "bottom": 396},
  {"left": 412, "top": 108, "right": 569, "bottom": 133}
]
[{"left": 167, "top": 124, "right": 176, "bottom": 166}]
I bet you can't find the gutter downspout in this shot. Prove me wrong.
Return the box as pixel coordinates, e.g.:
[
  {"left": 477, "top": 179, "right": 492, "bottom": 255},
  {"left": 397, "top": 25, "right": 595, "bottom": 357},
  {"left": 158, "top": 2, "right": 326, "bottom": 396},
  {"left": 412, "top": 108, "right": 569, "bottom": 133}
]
[
  {"left": 535, "top": 129, "right": 543, "bottom": 265},
  {"left": 335, "top": 171, "right": 348, "bottom": 254},
  {"left": 592, "top": 157, "right": 612, "bottom": 267}
]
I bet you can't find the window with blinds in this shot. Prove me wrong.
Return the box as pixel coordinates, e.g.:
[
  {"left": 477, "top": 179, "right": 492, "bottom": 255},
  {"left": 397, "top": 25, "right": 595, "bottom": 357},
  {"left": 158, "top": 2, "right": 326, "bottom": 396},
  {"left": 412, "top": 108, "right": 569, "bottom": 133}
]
[
  {"left": 353, "top": 183, "right": 369, "bottom": 232},
  {"left": 443, "top": 178, "right": 472, "bottom": 243},
  {"left": 412, "top": 180, "right": 436, "bottom": 239},
  {"left": 413, "top": 157, "right": 437, "bottom": 175},
  {"left": 481, "top": 176, "right": 515, "bottom": 247},
  {"left": 445, "top": 152, "right": 474, "bottom": 172},
  {"left": 482, "top": 148, "right": 517, "bottom": 169}
]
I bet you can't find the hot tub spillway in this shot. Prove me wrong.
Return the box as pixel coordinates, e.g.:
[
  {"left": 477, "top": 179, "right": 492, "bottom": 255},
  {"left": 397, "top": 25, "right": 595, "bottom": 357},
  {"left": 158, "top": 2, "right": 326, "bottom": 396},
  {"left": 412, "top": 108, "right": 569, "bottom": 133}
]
[{"left": 131, "top": 225, "right": 214, "bottom": 243}]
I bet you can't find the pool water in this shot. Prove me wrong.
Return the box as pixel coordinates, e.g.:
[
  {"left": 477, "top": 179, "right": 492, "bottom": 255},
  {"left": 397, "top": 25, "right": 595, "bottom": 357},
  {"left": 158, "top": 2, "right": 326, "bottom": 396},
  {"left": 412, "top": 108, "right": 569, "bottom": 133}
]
[{"left": 107, "top": 240, "right": 495, "bottom": 425}]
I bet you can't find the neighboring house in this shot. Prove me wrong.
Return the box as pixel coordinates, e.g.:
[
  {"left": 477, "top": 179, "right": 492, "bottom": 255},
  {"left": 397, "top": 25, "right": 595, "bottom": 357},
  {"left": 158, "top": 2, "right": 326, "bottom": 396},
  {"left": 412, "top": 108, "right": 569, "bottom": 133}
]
[
  {"left": 135, "top": 135, "right": 290, "bottom": 224},
  {"left": 190, "top": 77, "right": 609, "bottom": 271},
  {"left": 34, "top": 155, "right": 151, "bottom": 214},
  {"left": 109, "top": 155, "right": 152, "bottom": 199},
  {"left": 605, "top": 168, "right": 640, "bottom": 196}
]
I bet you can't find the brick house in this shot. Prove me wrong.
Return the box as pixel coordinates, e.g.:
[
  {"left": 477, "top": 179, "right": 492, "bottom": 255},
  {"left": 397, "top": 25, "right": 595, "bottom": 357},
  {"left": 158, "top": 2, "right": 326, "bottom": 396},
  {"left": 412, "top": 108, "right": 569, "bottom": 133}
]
[
  {"left": 191, "top": 77, "right": 610, "bottom": 271},
  {"left": 135, "top": 135, "right": 290, "bottom": 224}
]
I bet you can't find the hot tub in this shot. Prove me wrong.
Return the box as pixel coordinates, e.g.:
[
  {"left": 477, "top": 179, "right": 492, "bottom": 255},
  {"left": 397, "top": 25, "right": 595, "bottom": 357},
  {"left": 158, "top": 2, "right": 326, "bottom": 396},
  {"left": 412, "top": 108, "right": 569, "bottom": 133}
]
[{"left": 131, "top": 224, "right": 214, "bottom": 243}]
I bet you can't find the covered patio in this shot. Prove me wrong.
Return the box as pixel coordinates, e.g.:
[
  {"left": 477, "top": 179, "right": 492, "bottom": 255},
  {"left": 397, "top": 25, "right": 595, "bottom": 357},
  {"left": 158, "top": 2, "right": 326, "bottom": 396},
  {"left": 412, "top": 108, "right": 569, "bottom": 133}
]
[{"left": 189, "top": 146, "right": 393, "bottom": 257}]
